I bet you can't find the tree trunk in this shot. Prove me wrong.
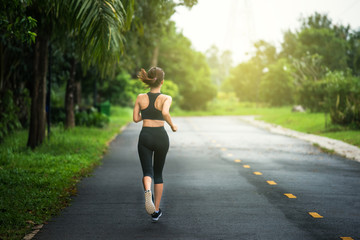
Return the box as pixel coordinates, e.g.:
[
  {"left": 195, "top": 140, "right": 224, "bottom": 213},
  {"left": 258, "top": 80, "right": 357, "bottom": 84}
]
[
  {"left": 151, "top": 45, "right": 159, "bottom": 67},
  {"left": 0, "top": 43, "right": 4, "bottom": 91},
  {"left": 93, "top": 77, "right": 97, "bottom": 107},
  {"left": 27, "top": 34, "right": 49, "bottom": 149},
  {"left": 65, "top": 58, "right": 76, "bottom": 129},
  {"left": 74, "top": 80, "right": 81, "bottom": 106}
]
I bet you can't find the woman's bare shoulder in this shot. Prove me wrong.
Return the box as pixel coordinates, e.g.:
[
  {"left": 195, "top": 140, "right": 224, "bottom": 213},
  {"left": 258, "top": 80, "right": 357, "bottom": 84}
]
[
  {"left": 137, "top": 93, "right": 147, "bottom": 99},
  {"left": 160, "top": 94, "right": 172, "bottom": 101}
]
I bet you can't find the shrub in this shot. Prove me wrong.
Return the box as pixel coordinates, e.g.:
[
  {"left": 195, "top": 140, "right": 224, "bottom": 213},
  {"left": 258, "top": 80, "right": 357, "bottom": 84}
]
[
  {"left": 75, "top": 107, "right": 109, "bottom": 128},
  {"left": 323, "top": 71, "right": 360, "bottom": 128},
  {"left": 298, "top": 80, "right": 328, "bottom": 112},
  {"left": 50, "top": 107, "right": 66, "bottom": 124},
  {"left": 160, "top": 80, "right": 181, "bottom": 110},
  {"left": 98, "top": 72, "right": 133, "bottom": 106},
  {"left": 0, "top": 90, "right": 21, "bottom": 141}
]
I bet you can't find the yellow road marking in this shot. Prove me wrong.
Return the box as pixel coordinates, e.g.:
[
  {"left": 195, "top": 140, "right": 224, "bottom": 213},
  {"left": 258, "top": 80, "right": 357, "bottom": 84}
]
[
  {"left": 340, "top": 237, "right": 354, "bottom": 240},
  {"left": 243, "top": 165, "right": 250, "bottom": 168},
  {"left": 234, "top": 159, "right": 242, "bottom": 163},
  {"left": 221, "top": 148, "right": 227, "bottom": 151},
  {"left": 253, "top": 172, "right": 263, "bottom": 175},
  {"left": 284, "top": 193, "right": 297, "bottom": 199},
  {"left": 308, "top": 212, "right": 323, "bottom": 218},
  {"left": 267, "top": 180, "right": 277, "bottom": 185},
  {"left": 227, "top": 153, "right": 233, "bottom": 157}
]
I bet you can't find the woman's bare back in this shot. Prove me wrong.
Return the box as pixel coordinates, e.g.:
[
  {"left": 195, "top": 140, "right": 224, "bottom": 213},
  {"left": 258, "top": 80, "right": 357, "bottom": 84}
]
[{"left": 138, "top": 93, "right": 170, "bottom": 127}]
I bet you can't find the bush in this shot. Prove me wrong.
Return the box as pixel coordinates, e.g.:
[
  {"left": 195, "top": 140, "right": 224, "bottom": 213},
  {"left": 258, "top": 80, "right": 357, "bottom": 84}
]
[
  {"left": 50, "top": 107, "right": 66, "bottom": 124},
  {"left": 75, "top": 107, "right": 109, "bottom": 128},
  {"left": 179, "top": 67, "right": 217, "bottom": 111},
  {"left": 0, "top": 90, "right": 21, "bottom": 141},
  {"left": 298, "top": 71, "right": 360, "bottom": 128},
  {"left": 98, "top": 71, "right": 135, "bottom": 107},
  {"left": 298, "top": 80, "right": 328, "bottom": 112},
  {"left": 161, "top": 80, "right": 181, "bottom": 110},
  {"left": 323, "top": 71, "right": 360, "bottom": 128}
]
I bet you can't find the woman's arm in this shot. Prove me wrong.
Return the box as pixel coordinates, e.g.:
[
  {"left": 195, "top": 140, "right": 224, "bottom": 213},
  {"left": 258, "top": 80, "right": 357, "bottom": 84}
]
[
  {"left": 133, "top": 95, "right": 142, "bottom": 123},
  {"left": 162, "top": 96, "right": 177, "bottom": 132}
]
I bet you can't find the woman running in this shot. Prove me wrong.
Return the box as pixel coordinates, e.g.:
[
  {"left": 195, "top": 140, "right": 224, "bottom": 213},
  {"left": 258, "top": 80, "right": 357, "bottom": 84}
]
[{"left": 133, "top": 67, "right": 177, "bottom": 222}]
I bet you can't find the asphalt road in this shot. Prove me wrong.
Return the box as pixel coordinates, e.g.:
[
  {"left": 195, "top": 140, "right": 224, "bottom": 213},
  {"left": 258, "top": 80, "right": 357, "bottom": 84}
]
[{"left": 35, "top": 116, "right": 360, "bottom": 240}]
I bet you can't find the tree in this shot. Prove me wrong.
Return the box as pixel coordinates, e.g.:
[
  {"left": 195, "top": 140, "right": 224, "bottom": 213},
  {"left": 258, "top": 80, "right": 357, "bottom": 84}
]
[
  {"left": 281, "top": 13, "right": 348, "bottom": 71},
  {"left": 158, "top": 22, "right": 217, "bottom": 110},
  {"left": 300, "top": 12, "right": 332, "bottom": 30},
  {"left": 63, "top": 0, "right": 135, "bottom": 128},
  {"left": 118, "top": 0, "right": 198, "bottom": 77},
  {"left": 278, "top": 12, "right": 354, "bottom": 111},
  {"left": 227, "top": 59, "right": 262, "bottom": 102},
  {"left": 298, "top": 28, "right": 348, "bottom": 71},
  {"left": 26, "top": 0, "right": 134, "bottom": 148},
  {"left": 206, "top": 45, "right": 221, "bottom": 85},
  {"left": 259, "top": 59, "right": 295, "bottom": 106},
  {"left": 252, "top": 40, "right": 277, "bottom": 67},
  {"left": 347, "top": 30, "right": 360, "bottom": 77},
  {"left": 205, "top": 45, "right": 233, "bottom": 86},
  {"left": 227, "top": 40, "right": 276, "bottom": 102},
  {"left": 0, "top": 0, "right": 37, "bottom": 90},
  {"left": 0, "top": 0, "right": 37, "bottom": 140},
  {"left": 220, "top": 50, "right": 233, "bottom": 80}
]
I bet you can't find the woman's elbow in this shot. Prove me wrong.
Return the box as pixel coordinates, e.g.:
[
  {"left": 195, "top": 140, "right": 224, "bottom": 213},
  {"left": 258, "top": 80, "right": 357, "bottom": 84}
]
[
  {"left": 162, "top": 112, "right": 170, "bottom": 118},
  {"left": 133, "top": 116, "right": 141, "bottom": 123}
]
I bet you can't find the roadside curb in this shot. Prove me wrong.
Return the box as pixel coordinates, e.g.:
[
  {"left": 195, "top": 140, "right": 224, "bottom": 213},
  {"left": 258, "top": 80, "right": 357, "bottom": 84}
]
[
  {"left": 23, "top": 224, "right": 43, "bottom": 240},
  {"left": 239, "top": 115, "right": 360, "bottom": 163}
]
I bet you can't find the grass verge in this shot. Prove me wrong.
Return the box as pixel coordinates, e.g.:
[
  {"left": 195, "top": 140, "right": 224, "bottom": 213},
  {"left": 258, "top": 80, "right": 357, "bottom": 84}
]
[
  {"left": 312, "top": 143, "right": 336, "bottom": 154},
  {"left": 0, "top": 107, "right": 132, "bottom": 240}
]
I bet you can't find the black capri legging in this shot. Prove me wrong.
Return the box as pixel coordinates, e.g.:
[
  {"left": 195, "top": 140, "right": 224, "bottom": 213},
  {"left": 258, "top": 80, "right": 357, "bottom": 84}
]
[{"left": 138, "top": 126, "right": 169, "bottom": 184}]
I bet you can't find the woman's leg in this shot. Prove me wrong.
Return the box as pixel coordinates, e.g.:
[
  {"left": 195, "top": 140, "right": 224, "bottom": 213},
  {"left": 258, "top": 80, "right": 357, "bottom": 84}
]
[
  {"left": 153, "top": 152, "right": 166, "bottom": 211},
  {"left": 153, "top": 129, "right": 169, "bottom": 211},
  {"left": 138, "top": 128, "right": 157, "bottom": 215},
  {"left": 143, "top": 176, "right": 152, "bottom": 191},
  {"left": 154, "top": 183, "right": 163, "bottom": 211},
  {"left": 139, "top": 144, "right": 156, "bottom": 214},
  {"left": 138, "top": 131, "right": 154, "bottom": 190}
]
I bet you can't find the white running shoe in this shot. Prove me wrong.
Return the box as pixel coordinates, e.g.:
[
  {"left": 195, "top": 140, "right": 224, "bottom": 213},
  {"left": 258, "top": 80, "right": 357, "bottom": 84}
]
[{"left": 144, "top": 190, "right": 156, "bottom": 215}]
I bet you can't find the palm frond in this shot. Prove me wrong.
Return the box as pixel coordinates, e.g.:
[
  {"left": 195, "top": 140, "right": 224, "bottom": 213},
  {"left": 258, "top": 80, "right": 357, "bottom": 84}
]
[{"left": 68, "top": 0, "right": 133, "bottom": 76}]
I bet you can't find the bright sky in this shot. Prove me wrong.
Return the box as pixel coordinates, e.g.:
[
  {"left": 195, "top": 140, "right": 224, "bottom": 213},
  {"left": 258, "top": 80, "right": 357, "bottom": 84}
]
[{"left": 171, "top": 0, "right": 360, "bottom": 65}]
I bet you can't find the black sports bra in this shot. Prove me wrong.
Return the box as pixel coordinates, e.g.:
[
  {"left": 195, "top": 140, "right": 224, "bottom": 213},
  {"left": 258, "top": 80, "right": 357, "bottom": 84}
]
[{"left": 141, "top": 92, "right": 164, "bottom": 121}]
